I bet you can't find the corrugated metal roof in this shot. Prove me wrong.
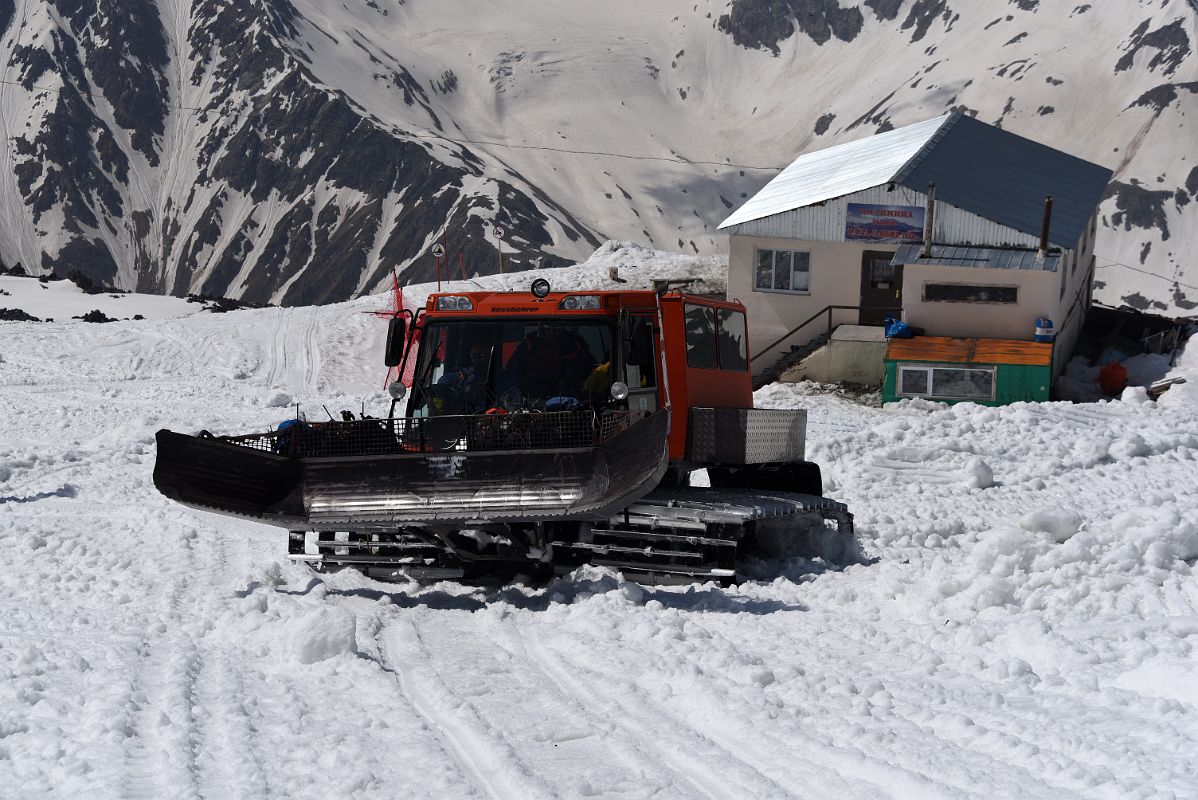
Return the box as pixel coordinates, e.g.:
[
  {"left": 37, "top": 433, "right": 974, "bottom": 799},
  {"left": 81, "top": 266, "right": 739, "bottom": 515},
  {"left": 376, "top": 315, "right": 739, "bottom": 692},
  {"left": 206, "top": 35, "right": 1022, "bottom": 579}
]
[
  {"left": 892, "top": 243, "right": 1060, "bottom": 272},
  {"left": 719, "top": 112, "right": 1112, "bottom": 249},
  {"left": 717, "top": 115, "right": 950, "bottom": 229},
  {"left": 895, "top": 114, "right": 1111, "bottom": 250}
]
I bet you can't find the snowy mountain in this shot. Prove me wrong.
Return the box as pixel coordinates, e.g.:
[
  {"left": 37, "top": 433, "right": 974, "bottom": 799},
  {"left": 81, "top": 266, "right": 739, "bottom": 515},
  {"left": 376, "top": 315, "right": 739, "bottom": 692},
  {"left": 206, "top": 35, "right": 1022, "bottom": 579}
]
[
  {"left": 2, "top": 264, "right": 1197, "bottom": 795},
  {"left": 0, "top": 0, "right": 1195, "bottom": 312}
]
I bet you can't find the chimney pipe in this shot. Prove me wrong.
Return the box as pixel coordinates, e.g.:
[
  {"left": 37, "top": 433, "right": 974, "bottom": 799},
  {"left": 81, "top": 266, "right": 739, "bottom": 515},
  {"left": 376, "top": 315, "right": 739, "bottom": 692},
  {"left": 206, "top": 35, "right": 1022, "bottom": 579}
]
[
  {"left": 1039, "top": 196, "right": 1054, "bottom": 254},
  {"left": 922, "top": 182, "right": 936, "bottom": 258}
]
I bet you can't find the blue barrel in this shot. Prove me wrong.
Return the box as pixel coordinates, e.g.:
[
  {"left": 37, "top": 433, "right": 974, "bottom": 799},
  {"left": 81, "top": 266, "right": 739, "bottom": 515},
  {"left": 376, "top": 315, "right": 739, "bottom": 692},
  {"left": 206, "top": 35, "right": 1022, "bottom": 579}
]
[{"left": 1034, "top": 317, "right": 1054, "bottom": 343}]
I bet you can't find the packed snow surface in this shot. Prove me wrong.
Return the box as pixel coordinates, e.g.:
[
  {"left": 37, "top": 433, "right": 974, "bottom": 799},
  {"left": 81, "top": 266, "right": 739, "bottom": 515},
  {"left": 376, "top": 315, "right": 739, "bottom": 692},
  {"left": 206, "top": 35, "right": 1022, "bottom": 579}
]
[{"left": 3, "top": 251, "right": 1198, "bottom": 798}]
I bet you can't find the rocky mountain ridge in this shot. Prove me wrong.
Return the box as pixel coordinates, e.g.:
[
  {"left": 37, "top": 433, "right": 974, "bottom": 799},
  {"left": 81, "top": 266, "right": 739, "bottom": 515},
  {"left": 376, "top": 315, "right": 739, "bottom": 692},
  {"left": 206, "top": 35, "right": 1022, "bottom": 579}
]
[{"left": 0, "top": 0, "right": 1194, "bottom": 312}]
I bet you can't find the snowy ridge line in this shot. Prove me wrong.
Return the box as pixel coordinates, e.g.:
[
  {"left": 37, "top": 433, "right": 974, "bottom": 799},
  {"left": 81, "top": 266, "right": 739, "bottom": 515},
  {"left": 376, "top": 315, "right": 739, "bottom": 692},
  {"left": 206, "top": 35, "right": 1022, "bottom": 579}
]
[{"left": 380, "top": 616, "right": 554, "bottom": 800}]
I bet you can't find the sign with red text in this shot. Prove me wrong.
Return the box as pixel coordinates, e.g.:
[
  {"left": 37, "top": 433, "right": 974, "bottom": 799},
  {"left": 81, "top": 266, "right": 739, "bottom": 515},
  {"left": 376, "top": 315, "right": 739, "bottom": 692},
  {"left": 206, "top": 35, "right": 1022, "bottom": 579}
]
[{"left": 845, "top": 203, "right": 925, "bottom": 243}]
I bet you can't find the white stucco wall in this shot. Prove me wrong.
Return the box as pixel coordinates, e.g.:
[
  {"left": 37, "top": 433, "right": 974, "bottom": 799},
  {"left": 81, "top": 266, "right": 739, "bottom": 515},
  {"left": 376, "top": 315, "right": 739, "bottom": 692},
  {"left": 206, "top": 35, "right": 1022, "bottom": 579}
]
[
  {"left": 729, "top": 235, "right": 894, "bottom": 369},
  {"left": 902, "top": 265, "right": 1055, "bottom": 341}
]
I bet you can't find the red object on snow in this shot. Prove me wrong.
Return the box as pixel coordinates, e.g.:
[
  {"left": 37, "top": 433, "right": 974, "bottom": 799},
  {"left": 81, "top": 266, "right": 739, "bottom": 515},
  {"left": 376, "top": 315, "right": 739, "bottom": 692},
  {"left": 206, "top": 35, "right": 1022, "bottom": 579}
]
[{"left": 1098, "top": 362, "right": 1129, "bottom": 396}]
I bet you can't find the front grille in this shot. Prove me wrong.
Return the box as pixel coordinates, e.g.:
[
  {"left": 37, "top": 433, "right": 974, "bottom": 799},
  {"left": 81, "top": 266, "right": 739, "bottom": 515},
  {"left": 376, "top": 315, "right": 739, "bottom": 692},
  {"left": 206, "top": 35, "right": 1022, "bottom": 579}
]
[{"left": 219, "top": 410, "right": 643, "bottom": 457}]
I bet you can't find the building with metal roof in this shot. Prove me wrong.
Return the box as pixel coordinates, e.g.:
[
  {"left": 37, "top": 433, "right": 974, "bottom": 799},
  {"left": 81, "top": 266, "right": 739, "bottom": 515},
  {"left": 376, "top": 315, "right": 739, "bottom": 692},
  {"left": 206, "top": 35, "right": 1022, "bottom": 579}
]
[{"left": 719, "top": 111, "right": 1112, "bottom": 391}]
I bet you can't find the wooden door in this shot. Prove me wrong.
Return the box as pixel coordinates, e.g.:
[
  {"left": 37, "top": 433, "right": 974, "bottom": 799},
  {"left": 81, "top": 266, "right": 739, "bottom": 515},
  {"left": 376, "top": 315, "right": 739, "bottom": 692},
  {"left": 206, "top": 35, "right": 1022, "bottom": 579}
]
[{"left": 859, "top": 251, "right": 903, "bottom": 326}]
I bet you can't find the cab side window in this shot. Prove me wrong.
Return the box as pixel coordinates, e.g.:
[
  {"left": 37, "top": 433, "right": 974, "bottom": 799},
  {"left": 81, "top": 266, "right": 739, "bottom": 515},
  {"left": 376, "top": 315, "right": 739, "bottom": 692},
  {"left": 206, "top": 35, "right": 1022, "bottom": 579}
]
[
  {"left": 686, "top": 304, "right": 747, "bottom": 371},
  {"left": 717, "top": 309, "right": 748, "bottom": 372},
  {"left": 684, "top": 304, "right": 718, "bottom": 369},
  {"left": 625, "top": 317, "right": 657, "bottom": 388}
]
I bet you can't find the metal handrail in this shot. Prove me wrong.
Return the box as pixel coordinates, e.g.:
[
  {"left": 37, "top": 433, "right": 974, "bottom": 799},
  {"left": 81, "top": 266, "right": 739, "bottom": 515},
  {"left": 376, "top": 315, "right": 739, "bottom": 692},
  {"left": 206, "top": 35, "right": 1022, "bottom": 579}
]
[{"left": 750, "top": 304, "right": 902, "bottom": 363}]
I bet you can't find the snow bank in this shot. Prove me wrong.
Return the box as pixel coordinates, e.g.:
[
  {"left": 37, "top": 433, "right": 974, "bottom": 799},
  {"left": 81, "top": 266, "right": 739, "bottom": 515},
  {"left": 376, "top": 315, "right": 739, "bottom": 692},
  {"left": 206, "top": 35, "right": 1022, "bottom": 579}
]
[
  {"left": 1018, "top": 506, "right": 1083, "bottom": 542},
  {"left": 396, "top": 240, "right": 726, "bottom": 312},
  {"left": 283, "top": 607, "right": 358, "bottom": 664},
  {"left": 0, "top": 275, "right": 202, "bottom": 321}
]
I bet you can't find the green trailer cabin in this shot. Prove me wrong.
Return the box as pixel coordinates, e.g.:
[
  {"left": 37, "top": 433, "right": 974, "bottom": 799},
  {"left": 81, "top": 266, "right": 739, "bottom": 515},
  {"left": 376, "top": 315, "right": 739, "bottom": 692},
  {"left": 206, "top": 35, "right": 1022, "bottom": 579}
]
[{"left": 883, "top": 336, "right": 1054, "bottom": 405}]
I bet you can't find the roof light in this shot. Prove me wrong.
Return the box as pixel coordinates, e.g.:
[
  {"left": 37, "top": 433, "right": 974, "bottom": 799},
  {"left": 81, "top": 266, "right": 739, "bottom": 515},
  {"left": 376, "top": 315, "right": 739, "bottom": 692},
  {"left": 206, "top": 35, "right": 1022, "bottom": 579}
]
[
  {"left": 435, "top": 295, "right": 474, "bottom": 311},
  {"left": 558, "top": 295, "right": 600, "bottom": 310},
  {"left": 531, "top": 278, "right": 551, "bottom": 298}
]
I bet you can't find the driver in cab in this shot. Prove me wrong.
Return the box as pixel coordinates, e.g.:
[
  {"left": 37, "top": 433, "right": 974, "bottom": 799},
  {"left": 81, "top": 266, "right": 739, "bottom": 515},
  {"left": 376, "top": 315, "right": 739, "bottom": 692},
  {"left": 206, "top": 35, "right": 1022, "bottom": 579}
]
[{"left": 436, "top": 342, "right": 491, "bottom": 413}]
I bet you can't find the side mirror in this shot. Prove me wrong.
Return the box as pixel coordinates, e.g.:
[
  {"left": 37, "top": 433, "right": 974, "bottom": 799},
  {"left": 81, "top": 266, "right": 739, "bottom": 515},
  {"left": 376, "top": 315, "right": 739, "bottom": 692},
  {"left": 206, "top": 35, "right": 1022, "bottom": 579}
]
[{"left": 384, "top": 317, "right": 407, "bottom": 367}]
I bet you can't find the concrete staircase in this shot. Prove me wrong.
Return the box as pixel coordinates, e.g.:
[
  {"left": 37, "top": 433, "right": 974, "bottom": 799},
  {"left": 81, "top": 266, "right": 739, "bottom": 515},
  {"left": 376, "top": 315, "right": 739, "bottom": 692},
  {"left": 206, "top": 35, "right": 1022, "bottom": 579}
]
[{"left": 751, "top": 332, "right": 832, "bottom": 389}]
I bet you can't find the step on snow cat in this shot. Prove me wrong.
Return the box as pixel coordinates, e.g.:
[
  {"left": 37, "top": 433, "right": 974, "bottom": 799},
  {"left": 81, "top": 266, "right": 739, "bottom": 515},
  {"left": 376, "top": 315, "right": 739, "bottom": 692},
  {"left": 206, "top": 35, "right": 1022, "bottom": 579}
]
[{"left": 154, "top": 282, "right": 854, "bottom": 584}]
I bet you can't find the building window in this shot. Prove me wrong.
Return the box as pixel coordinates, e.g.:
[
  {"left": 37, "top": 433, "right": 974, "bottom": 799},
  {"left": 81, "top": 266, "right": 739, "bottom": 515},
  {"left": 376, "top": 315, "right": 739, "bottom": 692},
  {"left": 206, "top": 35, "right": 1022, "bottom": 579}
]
[
  {"left": 685, "top": 304, "right": 750, "bottom": 371},
  {"left": 755, "top": 249, "right": 811, "bottom": 293},
  {"left": 923, "top": 283, "right": 1018, "bottom": 304},
  {"left": 898, "top": 364, "right": 996, "bottom": 402}
]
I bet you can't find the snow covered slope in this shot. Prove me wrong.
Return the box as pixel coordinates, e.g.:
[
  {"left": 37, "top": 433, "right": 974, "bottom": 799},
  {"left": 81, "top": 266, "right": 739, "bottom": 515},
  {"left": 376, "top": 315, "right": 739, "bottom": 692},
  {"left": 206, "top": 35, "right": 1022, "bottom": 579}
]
[
  {"left": 0, "top": 0, "right": 1194, "bottom": 313},
  {"left": 3, "top": 262, "right": 1198, "bottom": 797}
]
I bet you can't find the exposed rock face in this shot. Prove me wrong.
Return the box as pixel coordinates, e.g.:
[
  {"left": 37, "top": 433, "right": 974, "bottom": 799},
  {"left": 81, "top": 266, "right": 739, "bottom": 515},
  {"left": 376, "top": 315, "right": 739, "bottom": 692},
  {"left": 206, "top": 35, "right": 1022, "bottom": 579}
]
[
  {"left": 0, "top": 0, "right": 1194, "bottom": 313},
  {"left": 0, "top": 0, "right": 596, "bottom": 304},
  {"left": 717, "top": 0, "right": 865, "bottom": 54}
]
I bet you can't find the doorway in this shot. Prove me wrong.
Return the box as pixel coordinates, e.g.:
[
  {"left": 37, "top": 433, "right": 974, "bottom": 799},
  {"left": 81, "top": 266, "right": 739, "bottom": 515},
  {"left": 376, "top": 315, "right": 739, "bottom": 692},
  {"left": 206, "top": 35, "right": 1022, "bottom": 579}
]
[{"left": 859, "top": 251, "right": 903, "bottom": 326}]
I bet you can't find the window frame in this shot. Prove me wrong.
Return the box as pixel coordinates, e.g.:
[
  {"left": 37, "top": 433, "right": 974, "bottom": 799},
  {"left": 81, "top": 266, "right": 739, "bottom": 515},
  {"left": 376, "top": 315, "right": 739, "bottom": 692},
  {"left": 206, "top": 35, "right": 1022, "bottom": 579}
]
[
  {"left": 683, "top": 303, "right": 719, "bottom": 370},
  {"left": 754, "top": 247, "right": 812, "bottom": 295},
  {"left": 896, "top": 363, "right": 997, "bottom": 402},
  {"left": 715, "top": 308, "right": 749, "bottom": 372},
  {"left": 684, "top": 303, "right": 751, "bottom": 372},
  {"left": 922, "top": 283, "right": 1019, "bottom": 304}
]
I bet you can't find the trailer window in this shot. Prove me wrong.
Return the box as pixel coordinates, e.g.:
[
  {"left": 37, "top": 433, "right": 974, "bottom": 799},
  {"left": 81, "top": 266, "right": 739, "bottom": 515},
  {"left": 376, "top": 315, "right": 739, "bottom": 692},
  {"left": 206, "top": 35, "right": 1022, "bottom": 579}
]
[
  {"left": 717, "top": 309, "right": 748, "bottom": 371},
  {"left": 897, "top": 364, "right": 995, "bottom": 401},
  {"left": 684, "top": 304, "right": 718, "bottom": 369}
]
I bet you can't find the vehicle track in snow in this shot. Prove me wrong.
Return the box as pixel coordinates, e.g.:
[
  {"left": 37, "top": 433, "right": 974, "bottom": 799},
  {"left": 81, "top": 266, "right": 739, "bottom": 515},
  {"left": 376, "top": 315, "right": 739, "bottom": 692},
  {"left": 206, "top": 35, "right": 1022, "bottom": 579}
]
[
  {"left": 450, "top": 610, "right": 727, "bottom": 799},
  {"left": 510, "top": 622, "right": 800, "bottom": 800},
  {"left": 645, "top": 613, "right": 1047, "bottom": 800},
  {"left": 121, "top": 515, "right": 265, "bottom": 799},
  {"left": 266, "top": 307, "right": 290, "bottom": 390},
  {"left": 265, "top": 306, "right": 322, "bottom": 394},
  {"left": 380, "top": 615, "right": 550, "bottom": 800},
  {"left": 515, "top": 619, "right": 858, "bottom": 800},
  {"left": 677, "top": 606, "right": 1197, "bottom": 800},
  {"left": 190, "top": 645, "right": 270, "bottom": 800}
]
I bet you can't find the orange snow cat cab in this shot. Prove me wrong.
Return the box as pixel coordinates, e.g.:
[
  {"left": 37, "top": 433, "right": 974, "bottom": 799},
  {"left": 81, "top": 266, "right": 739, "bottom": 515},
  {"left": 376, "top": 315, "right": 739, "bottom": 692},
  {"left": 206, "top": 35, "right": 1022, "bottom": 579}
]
[{"left": 155, "top": 279, "right": 853, "bottom": 584}]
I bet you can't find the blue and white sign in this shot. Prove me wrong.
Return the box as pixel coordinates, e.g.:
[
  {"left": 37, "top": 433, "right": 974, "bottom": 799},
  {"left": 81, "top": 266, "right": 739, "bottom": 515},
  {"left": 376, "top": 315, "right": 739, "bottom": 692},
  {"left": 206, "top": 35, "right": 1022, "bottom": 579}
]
[{"left": 845, "top": 203, "right": 925, "bottom": 243}]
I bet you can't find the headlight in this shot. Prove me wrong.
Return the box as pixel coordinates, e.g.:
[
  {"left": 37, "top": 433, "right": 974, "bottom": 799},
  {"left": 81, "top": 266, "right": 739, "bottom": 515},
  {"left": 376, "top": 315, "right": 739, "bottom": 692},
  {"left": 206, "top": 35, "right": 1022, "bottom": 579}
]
[
  {"left": 559, "top": 295, "right": 600, "bottom": 310},
  {"left": 435, "top": 295, "right": 474, "bottom": 311}
]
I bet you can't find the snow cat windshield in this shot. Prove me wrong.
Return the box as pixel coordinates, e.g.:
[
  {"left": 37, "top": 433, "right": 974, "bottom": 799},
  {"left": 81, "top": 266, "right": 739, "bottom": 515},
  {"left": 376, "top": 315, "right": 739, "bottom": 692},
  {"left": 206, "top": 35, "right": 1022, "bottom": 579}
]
[{"left": 410, "top": 320, "right": 615, "bottom": 416}]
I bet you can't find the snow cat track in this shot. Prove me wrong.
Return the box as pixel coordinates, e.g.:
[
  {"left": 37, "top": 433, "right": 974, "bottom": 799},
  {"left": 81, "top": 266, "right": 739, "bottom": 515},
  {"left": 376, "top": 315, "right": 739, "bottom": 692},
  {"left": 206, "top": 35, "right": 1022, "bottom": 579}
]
[
  {"left": 551, "top": 487, "right": 855, "bottom": 585},
  {"left": 287, "top": 488, "right": 854, "bottom": 585}
]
